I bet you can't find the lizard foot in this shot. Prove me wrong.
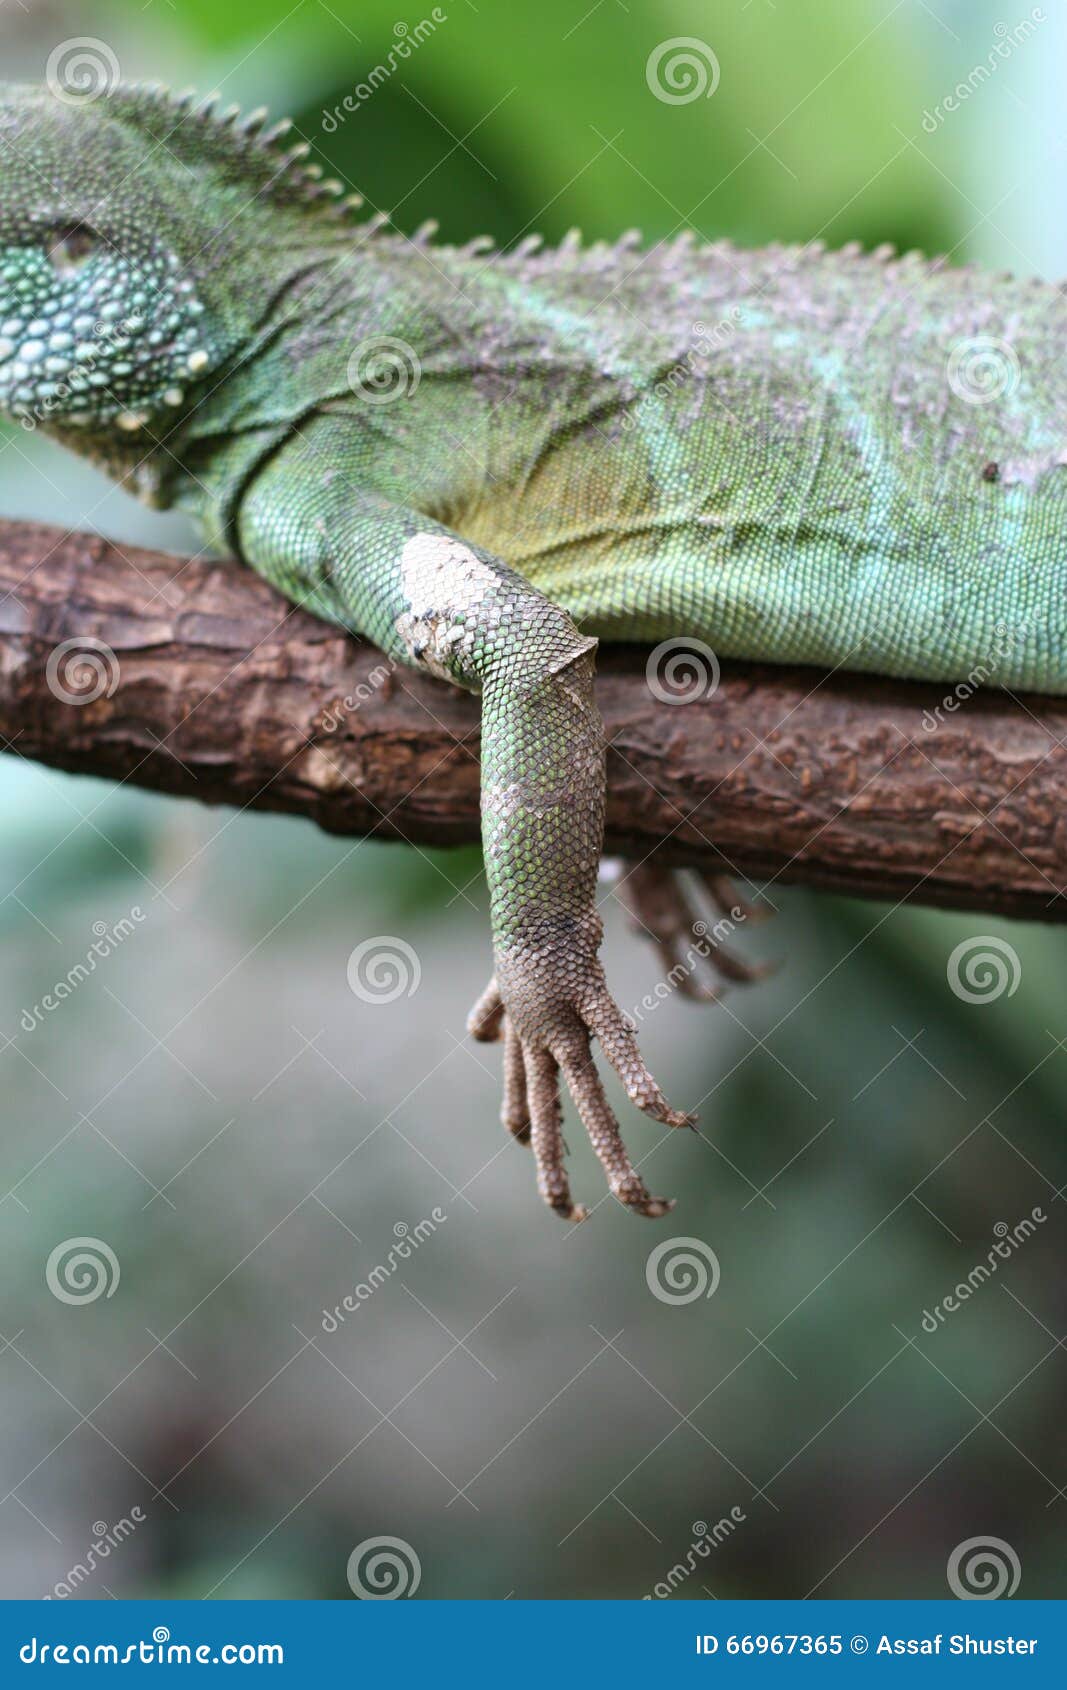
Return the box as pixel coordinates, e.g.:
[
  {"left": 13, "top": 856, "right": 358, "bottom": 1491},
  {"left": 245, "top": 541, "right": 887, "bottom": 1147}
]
[
  {"left": 612, "top": 861, "right": 775, "bottom": 1001},
  {"left": 468, "top": 965, "right": 692, "bottom": 1221}
]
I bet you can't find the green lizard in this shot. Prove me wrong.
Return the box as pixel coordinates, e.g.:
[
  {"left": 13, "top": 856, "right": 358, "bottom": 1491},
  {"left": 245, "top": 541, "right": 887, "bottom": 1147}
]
[{"left": 2, "top": 83, "right": 1064, "bottom": 1221}]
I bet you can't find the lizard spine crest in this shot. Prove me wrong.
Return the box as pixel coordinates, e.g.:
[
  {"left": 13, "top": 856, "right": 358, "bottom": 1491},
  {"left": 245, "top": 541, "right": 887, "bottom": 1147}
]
[
  {"left": 102, "top": 82, "right": 366, "bottom": 224},
  {"left": 99, "top": 86, "right": 1024, "bottom": 290}
]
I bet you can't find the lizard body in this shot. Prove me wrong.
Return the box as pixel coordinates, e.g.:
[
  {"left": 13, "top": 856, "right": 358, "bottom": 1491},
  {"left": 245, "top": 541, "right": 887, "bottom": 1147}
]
[{"left": 1, "top": 82, "right": 1064, "bottom": 1218}]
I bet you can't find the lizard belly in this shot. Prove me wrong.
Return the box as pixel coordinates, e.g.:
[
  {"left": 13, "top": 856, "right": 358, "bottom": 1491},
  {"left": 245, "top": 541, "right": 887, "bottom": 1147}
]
[
  {"left": 472, "top": 417, "right": 1067, "bottom": 694},
  {"left": 528, "top": 510, "right": 1067, "bottom": 695}
]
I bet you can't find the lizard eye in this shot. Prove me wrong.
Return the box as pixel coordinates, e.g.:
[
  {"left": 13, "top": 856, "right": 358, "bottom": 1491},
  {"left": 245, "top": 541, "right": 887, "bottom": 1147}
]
[{"left": 46, "top": 223, "right": 98, "bottom": 271}]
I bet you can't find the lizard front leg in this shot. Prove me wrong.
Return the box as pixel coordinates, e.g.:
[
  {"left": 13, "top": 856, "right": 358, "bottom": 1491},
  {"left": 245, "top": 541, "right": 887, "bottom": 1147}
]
[{"left": 237, "top": 465, "right": 690, "bottom": 1221}]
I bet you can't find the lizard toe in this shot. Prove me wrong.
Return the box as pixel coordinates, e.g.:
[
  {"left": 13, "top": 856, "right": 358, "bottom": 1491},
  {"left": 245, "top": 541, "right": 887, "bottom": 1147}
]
[
  {"left": 467, "top": 975, "right": 505, "bottom": 1042},
  {"left": 584, "top": 992, "right": 695, "bottom": 1130},
  {"left": 524, "top": 1045, "right": 583, "bottom": 1218},
  {"left": 558, "top": 1037, "right": 676, "bottom": 1218},
  {"left": 502, "top": 1019, "right": 532, "bottom": 1144}
]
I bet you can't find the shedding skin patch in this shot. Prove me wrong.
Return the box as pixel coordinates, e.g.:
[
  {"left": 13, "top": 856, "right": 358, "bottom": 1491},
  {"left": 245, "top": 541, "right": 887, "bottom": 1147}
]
[{"left": 396, "top": 530, "right": 499, "bottom": 680}]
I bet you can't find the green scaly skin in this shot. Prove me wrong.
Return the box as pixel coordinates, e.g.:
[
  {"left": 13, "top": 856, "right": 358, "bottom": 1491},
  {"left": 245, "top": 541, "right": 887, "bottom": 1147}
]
[{"left": 1, "top": 82, "right": 1065, "bottom": 1219}]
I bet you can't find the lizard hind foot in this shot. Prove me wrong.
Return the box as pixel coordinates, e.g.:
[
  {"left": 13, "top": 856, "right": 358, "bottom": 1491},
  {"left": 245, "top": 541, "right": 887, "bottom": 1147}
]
[
  {"left": 611, "top": 861, "right": 776, "bottom": 1000},
  {"left": 467, "top": 965, "right": 689, "bottom": 1222}
]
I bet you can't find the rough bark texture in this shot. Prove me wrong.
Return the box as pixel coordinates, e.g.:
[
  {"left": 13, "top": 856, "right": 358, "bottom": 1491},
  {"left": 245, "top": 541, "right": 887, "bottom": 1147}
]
[{"left": 1, "top": 518, "right": 1065, "bottom": 920}]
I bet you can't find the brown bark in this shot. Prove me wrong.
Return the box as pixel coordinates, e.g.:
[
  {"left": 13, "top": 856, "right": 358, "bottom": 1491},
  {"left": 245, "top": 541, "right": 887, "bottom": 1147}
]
[{"left": 1, "top": 518, "right": 1065, "bottom": 920}]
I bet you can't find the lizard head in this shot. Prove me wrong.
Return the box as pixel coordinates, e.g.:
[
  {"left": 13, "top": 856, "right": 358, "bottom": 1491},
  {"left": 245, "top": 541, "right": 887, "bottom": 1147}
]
[
  {"left": 0, "top": 82, "right": 232, "bottom": 437},
  {"left": 0, "top": 83, "right": 354, "bottom": 445}
]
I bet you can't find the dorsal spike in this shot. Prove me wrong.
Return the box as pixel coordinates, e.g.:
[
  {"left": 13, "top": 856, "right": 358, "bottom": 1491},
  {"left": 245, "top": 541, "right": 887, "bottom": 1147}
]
[
  {"left": 360, "top": 211, "right": 391, "bottom": 238},
  {"left": 95, "top": 84, "right": 379, "bottom": 232},
  {"left": 514, "top": 234, "right": 543, "bottom": 257}
]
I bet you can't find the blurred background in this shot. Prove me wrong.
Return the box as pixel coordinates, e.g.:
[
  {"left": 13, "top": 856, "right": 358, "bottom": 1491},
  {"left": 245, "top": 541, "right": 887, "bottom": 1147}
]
[{"left": 1, "top": 0, "right": 1065, "bottom": 1601}]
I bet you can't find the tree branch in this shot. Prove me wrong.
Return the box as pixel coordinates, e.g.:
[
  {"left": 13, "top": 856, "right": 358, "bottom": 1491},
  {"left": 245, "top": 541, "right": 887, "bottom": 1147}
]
[{"left": 1, "top": 517, "right": 1064, "bottom": 920}]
